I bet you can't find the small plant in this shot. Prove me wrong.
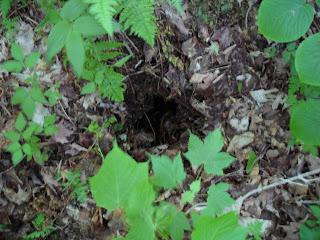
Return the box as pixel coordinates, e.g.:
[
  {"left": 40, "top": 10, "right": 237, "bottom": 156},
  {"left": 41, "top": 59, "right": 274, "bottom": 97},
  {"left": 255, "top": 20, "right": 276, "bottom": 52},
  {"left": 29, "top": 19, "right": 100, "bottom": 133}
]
[
  {"left": 59, "top": 169, "right": 89, "bottom": 203},
  {"left": 24, "top": 213, "right": 56, "bottom": 240},
  {"left": 300, "top": 200, "right": 320, "bottom": 240},
  {"left": 89, "top": 128, "right": 263, "bottom": 239},
  {"left": 258, "top": 0, "right": 320, "bottom": 152},
  {"left": 84, "top": 117, "right": 120, "bottom": 139}
]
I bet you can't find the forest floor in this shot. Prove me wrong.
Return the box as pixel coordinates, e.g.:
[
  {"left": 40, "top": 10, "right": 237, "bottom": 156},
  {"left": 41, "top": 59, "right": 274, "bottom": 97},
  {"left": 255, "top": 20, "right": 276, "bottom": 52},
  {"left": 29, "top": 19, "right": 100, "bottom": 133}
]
[{"left": 0, "top": 1, "right": 319, "bottom": 239}]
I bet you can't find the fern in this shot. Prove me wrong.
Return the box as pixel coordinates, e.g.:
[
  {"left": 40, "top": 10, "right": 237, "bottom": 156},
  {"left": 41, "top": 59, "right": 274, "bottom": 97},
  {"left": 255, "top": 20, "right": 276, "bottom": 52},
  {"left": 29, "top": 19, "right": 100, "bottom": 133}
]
[
  {"left": 0, "top": 0, "right": 13, "bottom": 18},
  {"left": 62, "top": 169, "right": 89, "bottom": 203},
  {"left": 1, "top": 17, "right": 19, "bottom": 43},
  {"left": 166, "top": 0, "right": 183, "bottom": 14},
  {"left": 24, "top": 213, "right": 55, "bottom": 240},
  {"left": 83, "top": 0, "right": 117, "bottom": 36},
  {"left": 119, "top": 0, "right": 157, "bottom": 47}
]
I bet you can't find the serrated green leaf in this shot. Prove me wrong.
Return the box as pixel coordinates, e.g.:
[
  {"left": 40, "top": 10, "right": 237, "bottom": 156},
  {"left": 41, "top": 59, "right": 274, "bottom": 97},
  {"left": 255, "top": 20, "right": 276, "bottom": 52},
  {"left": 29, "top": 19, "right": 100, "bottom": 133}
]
[
  {"left": 11, "top": 87, "right": 28, "bottom": 105},
  {"left": 4, "top": 131, "right": 20, "bottom": 142},
  {"left": 290, "top": 99, "right": 320, "bottom": 146},
  {"left": 191, "top": 212, "right": 248, "bottom": 240},
  {"left": 22, "top": 143, "right": 32, "bottom": 156},
  {"left": 184, "top": 128, "right": 236, "bottom": 175},
  {"left": 46, "top": 20, "right": 72, "bottom": 62},
  {"left": 81, "top": 82, "right": 96, "bottom": 95},
  {"left": 1, "top": 0, "right": 13, "bottom": 18},
  {"left": 11, "top": 43, "right": 24, "bottom": 62},
  {"left": 73, "top": 15, "right": 107, "bottom": 36},
  {"left": 44, "top": 125, "right": 59, "bottom": 136},
  {"left": 201, "top": 183, "right": 235, "bottom": 217},
  {"left": 0, "top": 60, "right": 23, "bottom": 73},
  {"left": 35, "top": 9, "right": 61, "bottom": 31},
  {"left": 14, "top": 112, "right": 27, "bottom": 132},
  {"left": 66, "top": 31, "right": 84, "bottom": 79},
  {"left": 89, "top": 142, "right": 149, "bottom": 211},
  {"left": 190, "top": 179, "right": 201, "bottom": 193},
  {"left": 30, "top": 87, "right": 47, "bottom": 104},
  {"left": 6, "top": 142, "right": 21, "bottom": 153},
  {"left": 24, "top": 52, "right": 41, "bottom": 68},
  {"left": 182, "top": 191, "right": 195, "bottom": 205},
  {"left": 44, "top": 114, "right": 56, "bottom": 128},
  {"left": 113, "top": 54, "right": 133, "bottom": 67},
  {"left": 247, "top": 221, "right": 263, "bottom": 240},
  {"left": 60, "top": 0, "right": 88, "bottom": 22},
  {"left": 22, "top": 122, "right": 40, "bottom": 140},
  {"left": 12, "top": 149, "right": 24, "bottom": 165},
  {"left": 21, "top": 96, "right": 36, "bottom": 119},
  {"left": 258, "top": 0, "right": 313, "bottom": 42},
  {"left": 48, "top": 95, "right": 57, "bottom": 106},
  {"left": 151, "top": 153, "right": 186, "bottom": 189},
  {"left": 54, "top": 91, "right": 61, "bottom": 99},
  {"left": 169, "top": 212, "right": 191, "bottom": 240},
  {"left": 44, "top": 89, "right": 53, "bottom": 97},
  {"left": 296, "top": 33, "right": 320, "bottom": 86},
  {"left": 126, "top": 214, "right": 157, "bottom": 240}
]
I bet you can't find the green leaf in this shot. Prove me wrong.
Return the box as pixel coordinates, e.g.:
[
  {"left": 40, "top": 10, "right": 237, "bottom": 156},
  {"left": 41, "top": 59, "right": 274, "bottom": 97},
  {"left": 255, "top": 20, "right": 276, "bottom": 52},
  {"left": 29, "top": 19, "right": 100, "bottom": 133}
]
[
  {"left": 113, "top": 54, "right": 133, "bottom": 67},
  {"left": 11, "top": 87, "right": 28, "bottom": 104},
  {"left": 1, "top": 0, "right": 13, "bottom": 18},
  {"left": 310, "top": 205, "right": 320, "bottom": 218},
  {"left": 190, "top": 178, "right": 201, "bottom": 193},
  {"left": 22, "top": 143, "right": 32, "bottom": 156},
  {"left": 14, "top": 112, "right": 27, "bottom": 132},
  {"left": 246, "top": 151, "right": 257, "bottom": 174},
  {"left": 258, "top": 0, "right": 313, "bottom": 42},
  {"left": 81, "top": 82, "right": 96, "bottom": 95},
  {"left": 182, "top": 179, "right": 201, "bottom": 205},
  {"left": 22, "top": 122, "right": 40, "bottom": 140},
  {"left": 6, "top": 142, "right": 21, "bottom": 153},
  {"left": 287, "top": 42, "right": 296, "bottom": 51},
  {"left": 126, "top": 214, "right": 157, "bottom": 240},
  {"left": 282, "top": 51, "right": 291, "bottom": 63},
  {"left": 201, "top": 183, "right": 235, "bottom": 217},
  {"left": 44, "top": 125, "right": 59, "bottom": 136},
  {"left": 184, "top": 129, "right": 236, "bottom": 175},
  {"left": 21, "top": 96, "right": 36, "bottom": 119},
  {"left": 35, "top": 9, "right": 61, "bottom": 31},
  {"left": 169, "top": 212, "right": 191, "bottom": 240},
  {"left": 66, "top": 31, "right": 84, "bottom": 79},
  {"left": 296, "top": 33, "right": 320, "bottom": 86},
  {"left": 73, "top": 15, "right": 107, "bottom": 36},
  {"left": 60, "top": 0, "right": 88, "bottom": 22},
  {"left": 191, "top": 212, "right": 248, "bottom": 240},
  {"left": 247, "top": 221, "right": 263, "bottom": 240},
  {"left": 30, "top": 87, "right": 47, "bottom": 103},
  {"left": 24, "top": 52, "right": 41, "bottom": 68},
  {"left": 0, "top": 60, "right": 23, "bottom": 73},
  {"left": 300, "top": 225, "right": 320, "bottom": 240},
  {"left": 89, "top": 142, "right": 149, "bottom": 211},
  {"left": 48, "top": 95, "right": 57, "bottom": 106},
  {"left": 182, "top": 191, "right": 194, "bottom": 205},
  {"left": 151, "top": 153, "right": 186, "bottom": 189},
  {"left": 4, "top": 131, "right": 20, "bottom": 142},
  {"left": 46, "top": 20, "right": 72, "bottom": 62},
  {"left": 11, "top": 43, "right": 24, "bottom": 62},
  {"left": 12, "top": 149, "right": 23, "bottom": 165},
  {"left": 44, "top": 114, "right": 56, "bottom": 128},
  {"left": 290, "top": 99, "right": 320, "bottom": 146},
  {"left": 317, "top": 0, "right": 320, "bottom": 8}
]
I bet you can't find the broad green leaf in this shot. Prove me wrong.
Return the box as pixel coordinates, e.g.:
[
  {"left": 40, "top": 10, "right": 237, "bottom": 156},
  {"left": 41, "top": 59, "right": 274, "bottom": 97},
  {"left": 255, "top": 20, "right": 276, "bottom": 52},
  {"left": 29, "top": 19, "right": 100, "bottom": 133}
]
[
  {"left": 14, "top": 112, "right": 27, "bottom": 132},
  {"left": 300, "top": 225, "right": 320, "bottom": 240},
  {"left": 66, "top": 31, "right": 84, "bottom": 79},
  {"left": 24, "top": 52, "right": 41, "bottom": 68},
  {"left": 0, "top": 60, "right": 23, "bottom": 73},
  {"left": 182, "top": 191, "right": 194, "bottom": 205},
  {"left": 310, "top": 205, "right": 320, "bottom": 218},
  {"left": 22, "top": 143, "right": 32, "bottom": 156},
  {"left": 12, "top": 87, "right": 28, "bottom": 104},
  {"left": 73, "top": 15, "right": 107, "bottom": 36},
  {"left": 184, "top": 129, "right": 236, "bottom": 175},
  {"left": 44, "top": 125, "right": 59, "bottom": 136},
  {"left": 182, "top": 179, "right": 201, "bottom": 205},
  {"left": 126, "top": 215, "right": 157, "bottom": 240},
  {"left": 60, "top": 0, "right": 88, "bottom": 22},
  {"left": 44, "top": 114, "right": 56, "bottom": 128},
  {"left": 48, "top": 95, "right": 57, "bottom": 106},
  {"left": 190, "top": 179, "right": 201, "bottom": 193},
  {"left": 11, "top": 43, "right": 24, "bottom": 62},
  {"left": 153, "top": 202, "right": 176, "bottom": 237},
  {"left": 246, "top": 151, "right": 258, "bottom": 174},
  {"left": 46, "top": 20, "right": 72, "bottom": 62},
  {"left": 113, "top": 54, "right": 133, "bottom": 67},
  {"left": 89, "top": 142, "right": 149, "bottom": 211},
  {"left": 258, "top": 0, "right": 313, "bottom": 42},
  {"left": 290, "top": 99, "right": 320, "bottom": 146},
  {"left": 30, "top": 87, "right": 47, "bottom": 104},
  {"left": 12, "top": 149, "right": 23, "bottom": 165},
  {"left": 202, "top": 183, "right": 235, "bottom": 217},
  {"left": 35, "top": 9, "right": 61, "bottom": 31},
  {"left": 296, "top": 34, "right": 320, "bottom": 86},
  {"left": 4, "top": 131, "right": 20, "bottom": 142},
  {"left": 317, "top": 0, "right": 320, "bottom": 8},
  {"left": 151, "top": 153, "right": 186, "bottom": 189},
  {"left": 191, "top": 212, "right": 248, "bottom": 240},
  {"left": 6, "top": 142, "right": 21, "bottom": 153},
  {"left": 21, "top": 96, "right": 36, "bottom": 119},
  {"left": 44, "top": 89, "right": 53, "bottom": 97},
  {"left": 22, "top": 122, "right": 40, "bottom": 140},
  {"left": 169, "top": 212, "right": 191, "bottom": 240},
  {"left": 81, "top": 82, "right": 96, "bottom": 95}
]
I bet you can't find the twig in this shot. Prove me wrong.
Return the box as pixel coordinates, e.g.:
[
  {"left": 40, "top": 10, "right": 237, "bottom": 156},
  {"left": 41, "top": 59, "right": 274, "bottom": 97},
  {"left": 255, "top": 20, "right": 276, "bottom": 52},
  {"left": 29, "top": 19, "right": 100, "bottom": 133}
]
[
  {"left": 245, "top": 0, "right": 254, "bottom": 29},
  {"left": 58, "top": 100, "right": 76, "bottom": 127},
  {"left": 120, "top": 31, "right": 139, "bottom": 52}
]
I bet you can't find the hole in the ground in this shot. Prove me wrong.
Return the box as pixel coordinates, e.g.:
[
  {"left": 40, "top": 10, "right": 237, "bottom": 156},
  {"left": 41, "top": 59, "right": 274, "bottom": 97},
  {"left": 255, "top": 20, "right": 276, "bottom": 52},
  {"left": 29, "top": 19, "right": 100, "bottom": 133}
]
[{"left": 137, "top": 95, "right": 178, "bottom": 145}]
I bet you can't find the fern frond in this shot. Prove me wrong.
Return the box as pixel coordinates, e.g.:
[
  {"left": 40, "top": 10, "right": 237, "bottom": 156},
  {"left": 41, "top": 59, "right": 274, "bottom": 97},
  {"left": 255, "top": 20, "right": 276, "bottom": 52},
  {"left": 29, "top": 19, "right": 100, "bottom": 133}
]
[
  {"left": 94, "top": 41, "right": 124, "bottom": 51},
  {"left": 100, "top": 68, "right": 125, "bottom": 102},
  {"left": 166, "top": 0, "right": 183, "bottom": 14},
  {"left": 0, "top": 0, "right": 13, "bottom": 18},
  {"left": 119, "top": 0, "right": 157, "bottom": 47},
  {"left": 84, "top": 0, "right": 117, "bottom": 36}
]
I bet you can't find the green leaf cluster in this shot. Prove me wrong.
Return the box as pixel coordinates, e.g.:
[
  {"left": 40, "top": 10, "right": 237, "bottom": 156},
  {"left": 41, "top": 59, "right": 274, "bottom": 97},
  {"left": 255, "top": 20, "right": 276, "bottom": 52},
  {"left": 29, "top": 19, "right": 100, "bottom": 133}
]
[
  {"left": 24, "top": 213, "right": 56, "bottom": 240},
  {"left": 90, "top": 129, "right": 262, "bottom": 239},
  {"left": 300, "top": 200, "right": 320, "bottom": 240},
  {"left": 258, "top": 0, "right": 320, "bottom": 151}
]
